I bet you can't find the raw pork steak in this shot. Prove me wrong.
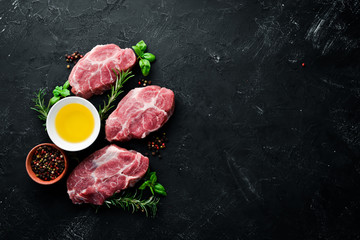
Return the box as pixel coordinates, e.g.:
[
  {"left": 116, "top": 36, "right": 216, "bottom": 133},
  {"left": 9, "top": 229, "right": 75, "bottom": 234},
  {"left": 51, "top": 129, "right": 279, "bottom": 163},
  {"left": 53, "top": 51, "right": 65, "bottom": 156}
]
[
  {"left": 105, "top": 85, "right": 175, "bottom": 142},
  {"left": 67, "top": 145, "right": 149, "bottom": 205},
  {"left": 69, "top": 44, "right": 136, "bottom": 99}
]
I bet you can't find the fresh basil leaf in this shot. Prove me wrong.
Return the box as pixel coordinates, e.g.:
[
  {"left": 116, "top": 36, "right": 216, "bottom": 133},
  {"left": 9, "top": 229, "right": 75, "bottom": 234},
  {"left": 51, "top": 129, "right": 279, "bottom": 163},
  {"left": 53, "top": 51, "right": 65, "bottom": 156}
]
[
  {"left": 154, "top": 183, "right": 165, "bottom": 192},
  {"left": 156, "top": 190, "right": 166, "bottom": 196},
  {"left": 154, "top": 183, "right": 167, "bottom": 196},
  {"left": 49, "top": 96, "right": 60, "bottom": 106},
  {"left": 139, "top": 181, "right": 148, "bottom": 190},
  {"left": 136, "top": 40, "right": 147, "bottom": 52},
  {"left": 60, "top": 89, "right": 70, "bottom": 97},
  {"left": 150, "top": 172, "right": 157, "bottom": 184},
  {"left": 52, "top": 86, "right": 63, "bottom": 97},
  {"left": 150, "top": 186, "right": 155, "bottom": 195},
  {"left": 132, "top": 45, "right": 143, "bottom": 57},
  {"left": 139, "top": 59, "right": 151, "bottom": 76},
  {"left": 142, "top": 53, "right": 156, "bottom": 63},
  {"left": 53, "top": 86, "right": 70, "bottom": 97},
  {"left": 63, "top": 80, "right": 70, "bottom": 89}
]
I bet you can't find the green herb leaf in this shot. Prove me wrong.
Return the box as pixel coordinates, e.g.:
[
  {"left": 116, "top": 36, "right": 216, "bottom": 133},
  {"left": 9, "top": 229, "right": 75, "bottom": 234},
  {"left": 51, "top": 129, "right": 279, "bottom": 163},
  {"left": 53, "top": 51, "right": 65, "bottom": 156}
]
[
  {"left": 103, "top": 190, "right": 160, "bottom": 217},
  {"left": 61, "top": 88, "right": 70, "bottom": 97},
  {"left": 139, "top": 59, "right": 151, "bottom": 76},
  {"left": 139, "top": 171, "right": 167, "bottom": 197},
  {"left": 139, "top": 183, "right": 147, "bottom": 190},
  {"left": 63, "top": 80, "right": 70, "bottom": 89},
  {"left": 132, "top": 40, "right": 155, "bottom": 76},
  {"left": 154, "top": 183, "right": 167, "bottom": 196},
  {"left": 149, "top": 186, "right": 155, "bottom": 195},
  {"left": 32, "top": 80, "right": 71, "bottom": 127},
  {"left": 139, "top": 181, "right": 148, "bottom": 190},
  {"left": 49, "top": 96, "right": 61, "bottom": 106},
  {"left": 52, "top": 86, "right": 62, "bottom": 96},
  {"left": 31, "top": 89, "right": 50, "bottom": 122},
  {"left": 132, "top": 45, "right": 143, "bottom": 58},
  {"left": 98, "top": 69, "right": 134, "bottom": 121},
  {"left": 136, "top": 40, "right": 147, "bottom": 52},
  {"left": 142, "top": 53, "right": 156, "bottom": 63},
  {"left": 150, "top": 172, "right": 157, "bottom": 184},
  {"left": 53, "top": 86, "right": 70, "bottom": 97}
]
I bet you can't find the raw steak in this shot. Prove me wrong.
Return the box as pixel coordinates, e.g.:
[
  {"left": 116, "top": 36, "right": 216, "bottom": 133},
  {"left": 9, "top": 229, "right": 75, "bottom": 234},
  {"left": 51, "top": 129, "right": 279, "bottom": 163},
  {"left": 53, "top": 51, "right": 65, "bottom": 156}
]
[
  {"left": 105, "top": 85, "right": 175, "bottom": 142},
  {"left": 69, "top": 44, "right": 136, "bottom": 99},
  {"left": 67, "top": 145, "right": 149, "bottom": 205}
]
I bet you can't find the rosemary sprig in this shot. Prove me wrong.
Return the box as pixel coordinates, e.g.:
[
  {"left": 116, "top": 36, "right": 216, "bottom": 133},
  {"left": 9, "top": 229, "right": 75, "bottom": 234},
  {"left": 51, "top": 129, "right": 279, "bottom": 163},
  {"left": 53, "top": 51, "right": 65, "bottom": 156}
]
[
  {"left": 31, "top": 89, "right": 50, "bottom": 122},
  {"left": 31, "top": 80, "right": 71, "bottom": 125},
  {"left": 104, "top": 190, "right": 160, "bottom": 217},
  {"left": 98, "top": 69, "right": 134, "bottom": 121}
]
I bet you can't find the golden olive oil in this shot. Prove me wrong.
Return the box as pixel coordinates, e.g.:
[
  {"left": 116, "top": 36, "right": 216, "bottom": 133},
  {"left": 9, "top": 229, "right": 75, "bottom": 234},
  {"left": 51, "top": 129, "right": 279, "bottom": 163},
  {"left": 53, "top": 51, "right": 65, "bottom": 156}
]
[{"left": 55, "top": 103, "right": 94, "bottom": 143}]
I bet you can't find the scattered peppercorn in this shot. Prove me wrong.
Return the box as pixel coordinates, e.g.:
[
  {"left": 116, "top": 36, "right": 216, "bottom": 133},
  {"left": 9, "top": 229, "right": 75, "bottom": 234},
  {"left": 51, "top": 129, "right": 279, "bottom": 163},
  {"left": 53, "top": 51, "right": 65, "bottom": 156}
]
[
  {"left": 302, "top": 62, "right": 305, "bottom": 67},
  {"left": 147, "top": 132, "right": 168, "bottom": 157},
  {"left": 31, "top": 145, "right": 65, "bottom": 181},
  {"left": 138, "top": 79, "right": 152, "bottom": 87},
  {"left": 64, "top": 51, "right": 83, "bottom": 69}
]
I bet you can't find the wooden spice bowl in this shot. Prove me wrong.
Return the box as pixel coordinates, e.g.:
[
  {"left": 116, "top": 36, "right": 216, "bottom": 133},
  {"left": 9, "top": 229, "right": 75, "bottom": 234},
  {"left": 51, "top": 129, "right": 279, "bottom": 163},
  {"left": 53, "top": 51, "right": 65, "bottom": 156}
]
[{"left": 26, "top": 143, "right": 68, "bottom": 185}]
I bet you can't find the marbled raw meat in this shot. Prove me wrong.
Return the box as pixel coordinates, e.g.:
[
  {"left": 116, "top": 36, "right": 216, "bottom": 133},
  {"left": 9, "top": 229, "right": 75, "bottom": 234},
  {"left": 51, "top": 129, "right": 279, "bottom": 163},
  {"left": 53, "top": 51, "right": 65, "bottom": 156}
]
[
  {"left": 105, "top": 85, "right": 175, "bottom": 142},
  {"left": 69, "top": 44, "right": 136, "bottom": 99},
  {"left": 67, "top": 145, "right": 149, "bottom": 205}
]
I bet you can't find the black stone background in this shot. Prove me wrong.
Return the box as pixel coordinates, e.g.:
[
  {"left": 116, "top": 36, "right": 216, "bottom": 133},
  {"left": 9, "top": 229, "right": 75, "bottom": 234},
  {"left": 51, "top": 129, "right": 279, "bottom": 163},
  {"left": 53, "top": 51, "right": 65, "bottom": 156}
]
[{"left": 1, "top": 0, "right": 360, "bottom": 239}]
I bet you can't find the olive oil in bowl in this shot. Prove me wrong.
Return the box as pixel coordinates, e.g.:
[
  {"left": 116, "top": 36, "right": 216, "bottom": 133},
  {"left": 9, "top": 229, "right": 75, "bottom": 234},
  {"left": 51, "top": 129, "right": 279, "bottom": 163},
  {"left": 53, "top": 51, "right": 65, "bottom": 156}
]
[
  {"left": 46, "top": 97, "right": 100, "bottom": 151},
  {"left": 55, "top": 103, "right": 95, "bottom": 143}
]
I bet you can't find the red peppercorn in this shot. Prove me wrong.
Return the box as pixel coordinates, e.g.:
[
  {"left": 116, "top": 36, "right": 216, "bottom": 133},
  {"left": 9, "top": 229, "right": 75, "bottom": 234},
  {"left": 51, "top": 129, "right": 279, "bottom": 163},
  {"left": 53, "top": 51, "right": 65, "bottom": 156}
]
[{"left": 146, "top": 132, "right": 168, "bottom": 157}]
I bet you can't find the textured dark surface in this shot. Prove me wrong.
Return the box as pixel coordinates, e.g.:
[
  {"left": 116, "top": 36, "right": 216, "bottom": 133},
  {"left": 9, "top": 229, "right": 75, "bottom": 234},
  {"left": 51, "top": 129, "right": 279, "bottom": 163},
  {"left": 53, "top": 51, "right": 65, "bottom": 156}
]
[{"left": 1, "top": 0, "right": 360, "bottom": 239}]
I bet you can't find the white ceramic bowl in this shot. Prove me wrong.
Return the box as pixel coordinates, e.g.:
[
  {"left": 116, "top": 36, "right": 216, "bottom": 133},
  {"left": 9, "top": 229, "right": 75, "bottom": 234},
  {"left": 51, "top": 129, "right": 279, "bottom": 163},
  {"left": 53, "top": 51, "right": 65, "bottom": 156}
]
[{"left": 46, "top": 97, "right": 101, "bottom": 151}]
